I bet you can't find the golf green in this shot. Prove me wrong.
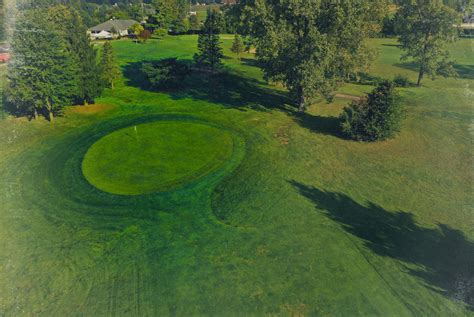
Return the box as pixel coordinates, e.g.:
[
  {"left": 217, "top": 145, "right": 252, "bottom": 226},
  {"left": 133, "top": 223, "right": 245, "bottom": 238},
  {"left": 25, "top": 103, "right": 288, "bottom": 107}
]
[{"left": 82, "top": 121, "right": 235, "bottom": 195}]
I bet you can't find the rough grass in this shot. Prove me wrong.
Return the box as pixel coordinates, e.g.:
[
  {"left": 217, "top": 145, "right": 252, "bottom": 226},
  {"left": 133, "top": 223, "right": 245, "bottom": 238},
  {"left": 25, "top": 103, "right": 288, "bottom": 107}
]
[{"left": 0, "top": 35, "right": 472, "bottom": 316}]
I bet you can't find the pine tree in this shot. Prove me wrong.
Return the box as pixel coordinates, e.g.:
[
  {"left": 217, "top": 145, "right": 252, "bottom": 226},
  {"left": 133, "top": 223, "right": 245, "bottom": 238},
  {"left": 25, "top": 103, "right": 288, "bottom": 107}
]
[
  {"left": 46, "top": 5, "right": 102, "bottom": 105},
  {"left": 101, "top": 41, "right": 121, "bottom": 89},
  {"left": 5, "top": 9, "right": 78, "bottom": 121},
  {"left": 194, "top": 9, "right": 223, "bottom": 72},
  {"left": 69, "top": 9, "right": 102, "bottom": 104},
  {"left": 230, "top": 34, "right": 244, "bottom": 60}
]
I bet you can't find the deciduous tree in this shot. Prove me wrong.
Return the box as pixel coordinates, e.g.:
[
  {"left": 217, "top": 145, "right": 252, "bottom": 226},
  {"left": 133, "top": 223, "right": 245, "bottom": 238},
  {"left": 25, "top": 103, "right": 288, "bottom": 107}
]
[
  {"left": 395, "top": 0, "right": 459, "bottom": 86},
  {"left": 138, "top": 29, "right": 152, "bottom": 43},
  {"left": 242, "top": 0, "right": 386, "bottom": 112},
  {"left": 130, "top": 22, "right": 144, "bottom": 43}
]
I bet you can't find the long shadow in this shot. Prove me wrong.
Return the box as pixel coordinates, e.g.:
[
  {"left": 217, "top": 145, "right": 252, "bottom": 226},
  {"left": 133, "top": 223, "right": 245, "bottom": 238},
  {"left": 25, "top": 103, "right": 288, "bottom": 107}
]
[
  {"left": 290, "top": 181, "right": 474, "bottom": 310},
  {"left": 123, "top": 60, "right": 290, "bottom": 111},
  {"left": 395, "top": 62, "right": 474, "bottom": 80},
  {"left": 240, "top": 57, "right": 260, "bottom": 68},
  {"left": 123, "top": 59, "right": 344, "bottom": 139},
  {"left": 293, "top": 112, "right": 344, "bottom": 138}
]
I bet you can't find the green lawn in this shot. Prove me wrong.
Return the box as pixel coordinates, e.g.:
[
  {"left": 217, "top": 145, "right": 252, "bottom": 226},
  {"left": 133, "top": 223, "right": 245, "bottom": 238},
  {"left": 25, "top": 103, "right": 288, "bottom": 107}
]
[
  {"left": 83, "top": 120, "right": 237, "bottom": 195},
  {"left": 0, "top": 35, "right": 473, "bottom": 316}
]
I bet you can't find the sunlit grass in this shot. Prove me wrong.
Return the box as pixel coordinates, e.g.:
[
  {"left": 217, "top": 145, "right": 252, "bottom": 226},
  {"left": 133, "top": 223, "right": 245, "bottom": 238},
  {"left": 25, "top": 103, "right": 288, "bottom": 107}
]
[{"left": 0, "top": 35, "right": 472, "bottom": 315}]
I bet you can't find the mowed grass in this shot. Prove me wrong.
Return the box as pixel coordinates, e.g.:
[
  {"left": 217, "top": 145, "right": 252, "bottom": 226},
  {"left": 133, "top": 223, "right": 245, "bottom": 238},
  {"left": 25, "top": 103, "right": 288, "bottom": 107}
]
[
  {"left": 0, "top": 35, "right": 472, "bottom": 316},
  {"left": 82, "top": 120, "right": 236, "bottom": 195}
]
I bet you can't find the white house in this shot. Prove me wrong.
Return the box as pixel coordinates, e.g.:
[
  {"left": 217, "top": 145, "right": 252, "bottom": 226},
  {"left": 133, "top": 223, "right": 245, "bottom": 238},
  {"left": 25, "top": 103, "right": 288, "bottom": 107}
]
[{"left": 88, "top": 19, "right": 138, "bottom": 40}]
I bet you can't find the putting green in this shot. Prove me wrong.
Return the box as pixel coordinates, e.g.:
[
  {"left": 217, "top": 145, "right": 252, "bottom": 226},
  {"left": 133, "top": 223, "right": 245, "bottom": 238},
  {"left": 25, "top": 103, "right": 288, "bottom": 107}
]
[{"left": 82, "top": 121, "right": 234, "bottom": 195}]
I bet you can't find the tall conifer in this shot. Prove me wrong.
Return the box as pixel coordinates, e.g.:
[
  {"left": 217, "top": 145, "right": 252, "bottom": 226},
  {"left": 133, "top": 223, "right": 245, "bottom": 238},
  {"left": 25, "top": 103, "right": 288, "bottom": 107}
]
[
  {"left": 6, "top": 9, "right": 78, "bottom": 121},
  {"left": 47, "top": 5, "right": 102, "bottom": 104},
  {"left": 194, "top": 9, "right": 223, "bottom": 72},
  {"left": 101, "top": 41, "right": 121, "bottom": 89}
]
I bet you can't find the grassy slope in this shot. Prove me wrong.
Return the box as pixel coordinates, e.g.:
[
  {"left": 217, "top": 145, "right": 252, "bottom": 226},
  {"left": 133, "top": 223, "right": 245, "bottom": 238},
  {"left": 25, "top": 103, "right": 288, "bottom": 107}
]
[{"left": 0, "top": 35, "right": 472, "bottom": 316}]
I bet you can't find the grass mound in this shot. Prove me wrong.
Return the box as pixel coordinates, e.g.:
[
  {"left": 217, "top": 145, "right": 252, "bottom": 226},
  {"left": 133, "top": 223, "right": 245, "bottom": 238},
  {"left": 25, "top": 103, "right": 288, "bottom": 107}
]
[{"left": 82, "top": 121, "right": 234, "bottom": 195}]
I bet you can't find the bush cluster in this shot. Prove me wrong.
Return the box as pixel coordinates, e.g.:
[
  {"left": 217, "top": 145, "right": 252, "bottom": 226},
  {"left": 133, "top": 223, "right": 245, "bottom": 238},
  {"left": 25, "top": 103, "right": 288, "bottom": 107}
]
[
  {"left": 339, "top": 81, "right": 404, "bottom": 142},
  {"left": 393, "top": 74, "right": 412, "bottom": 87}
]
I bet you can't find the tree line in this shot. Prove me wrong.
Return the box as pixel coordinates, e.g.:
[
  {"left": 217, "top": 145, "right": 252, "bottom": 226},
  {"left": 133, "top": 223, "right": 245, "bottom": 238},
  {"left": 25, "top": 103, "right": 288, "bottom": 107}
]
[
  {"left": 3, "top": 0, "right": 462, "bottom": 141},
  {"left": 4, "top": 5, "right": 120, "bottom": 121},
  {"left": 188, "top": 0, "right": 460, "bottom": 141}
]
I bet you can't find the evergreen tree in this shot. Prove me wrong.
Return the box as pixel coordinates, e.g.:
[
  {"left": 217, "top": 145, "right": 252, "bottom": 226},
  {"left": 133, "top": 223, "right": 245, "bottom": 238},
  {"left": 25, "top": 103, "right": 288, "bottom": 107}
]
[
  {"left": 47, "top": 5, "right": 102, "bottom": 105},
  {"left": 5, "top": 9, "right": 78, "bottom": 121},
  {"left": 101, "top": 41, "right": 121, "bottom": 89},
  {"left": 0, "top": 1, "right": 5, "bottom": 42},
  {"left": 194, "top": 9, "right": 223, "bottom": 72},
  {"left": 395, "top": 0, "right": 459, "bottom": 86},
  {"left": 189, "top": 14, "right": 200, "bottom": 34},
  {"left": 230, "top": 33, "right": 244, "bottom": 60},
  {"left": 340, "top": 81, "right": 404, "bottom": 142}
]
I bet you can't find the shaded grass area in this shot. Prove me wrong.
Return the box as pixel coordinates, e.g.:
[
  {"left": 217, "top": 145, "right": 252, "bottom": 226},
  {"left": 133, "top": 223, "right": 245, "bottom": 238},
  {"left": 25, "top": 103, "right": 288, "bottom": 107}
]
[
  {"left": 291, "top": 181, "right": 474, "bottom": 309},
  {"left": 0, "top": 36, "right": 473, "bottom": 315},
  {"left": 123, "top": 60, "right": 290, "bottom": 111}
]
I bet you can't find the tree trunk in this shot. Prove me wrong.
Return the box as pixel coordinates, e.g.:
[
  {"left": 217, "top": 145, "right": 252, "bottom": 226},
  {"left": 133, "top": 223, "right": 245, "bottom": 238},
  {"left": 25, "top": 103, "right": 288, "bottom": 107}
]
[
  {"left": 111, "top": 81, "right": 114, "bottom": 90},
  {"left": 46, "top": 98, "right": 54, "bottom": 123},
  {"left": 33, "top": 108, "right": 38, "bottom": 120},
  {"left": 417, "top": 66, "right": 424, "bottom": 86},
  {"left": 298, "top": 86, "right": 306, "bottom": 113}
]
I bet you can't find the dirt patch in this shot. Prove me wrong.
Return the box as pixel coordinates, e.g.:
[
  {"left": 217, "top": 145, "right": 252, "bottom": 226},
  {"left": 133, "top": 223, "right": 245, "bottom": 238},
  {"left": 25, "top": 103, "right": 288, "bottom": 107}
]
[
  {"left": 274, "top": 125, "right": 290, "bottom": 145},
  {"left": 66, "top": 104, "right": 114, "bottom": 115},
  {"left": 334, "top": 93, "right": 363, "bottom": 101}
]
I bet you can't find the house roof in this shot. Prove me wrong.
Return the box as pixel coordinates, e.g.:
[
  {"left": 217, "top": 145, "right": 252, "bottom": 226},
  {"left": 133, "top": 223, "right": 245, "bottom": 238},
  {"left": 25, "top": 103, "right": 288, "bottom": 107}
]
[{"left": 89, "top": 19, "right": 138, "bottom": 32}]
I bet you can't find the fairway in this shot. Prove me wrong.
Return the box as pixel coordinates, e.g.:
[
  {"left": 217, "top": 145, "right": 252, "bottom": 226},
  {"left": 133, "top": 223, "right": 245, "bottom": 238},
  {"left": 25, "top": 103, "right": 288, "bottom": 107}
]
[
  {"left": 0, "top": 35, "right": 473, "bottom": 316},
  {"left": 83, "top": 121, "right": 235, "bottom": 195}
]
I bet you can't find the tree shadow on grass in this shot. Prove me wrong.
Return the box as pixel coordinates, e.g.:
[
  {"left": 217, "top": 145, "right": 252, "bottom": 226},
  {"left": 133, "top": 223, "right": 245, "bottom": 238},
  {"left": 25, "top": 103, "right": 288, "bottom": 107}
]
[
  {"left": 293, "top": 112, "right": 344, "bottom": 138},
  {"left": 395, "top": 62, "right": 474, "bottom": 80},
  {"left": 123, "top": 59, "right": 345, "bottom": 139},
  {"left": 382, "top": 43, "right": 403, "bottom": 47},
  {"left": 123, "top": 60, "right": 291, "bottom": 112},
  {"left": 240, "top": 57, "right": 260, "bottom": 68},
  {"left": 290, "top": 181, "right": 474, "bottom": 310}
]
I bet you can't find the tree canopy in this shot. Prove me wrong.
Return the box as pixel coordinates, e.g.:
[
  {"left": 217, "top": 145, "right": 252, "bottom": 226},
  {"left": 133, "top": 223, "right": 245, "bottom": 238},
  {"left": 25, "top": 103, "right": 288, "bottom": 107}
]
[
  {"left": 230, "top": 33, "right": 244, "bottom": 60},
  {"left": 46, "top": 5, "right": 102, "bottom": 104},
  {"left": 101, "top": 41, "right": 121, "bottom": 89},
  {"left": 5, "top": 9, "right": 79, "bottom": 121},
  {"left": 395, "top": 0, "right": 459, "bottom": 86},
  {"left": 241, "top": 0, "right": 387, "bottom": 112},
  {"left": 194, "top": 9, "right": 224, "bottom": 72}
]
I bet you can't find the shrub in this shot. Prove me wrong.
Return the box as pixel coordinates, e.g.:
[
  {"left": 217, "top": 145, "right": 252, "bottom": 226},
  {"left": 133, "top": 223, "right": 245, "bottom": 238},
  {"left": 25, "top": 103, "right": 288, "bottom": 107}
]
[
  {"left": 393, "top": 74, "right": 411, "bottom": 87},
  {"left": 152, "top": 28, "right": 168, "bottom": 39},
  {"left": 141, "top": 58, "right": 190, "bottom": 90},
  {"left": 138, "top": 30, "right": 152, "bottom": 43},
  {"left": 339, "top": 81, "right": 404, "bottom": 142}
]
